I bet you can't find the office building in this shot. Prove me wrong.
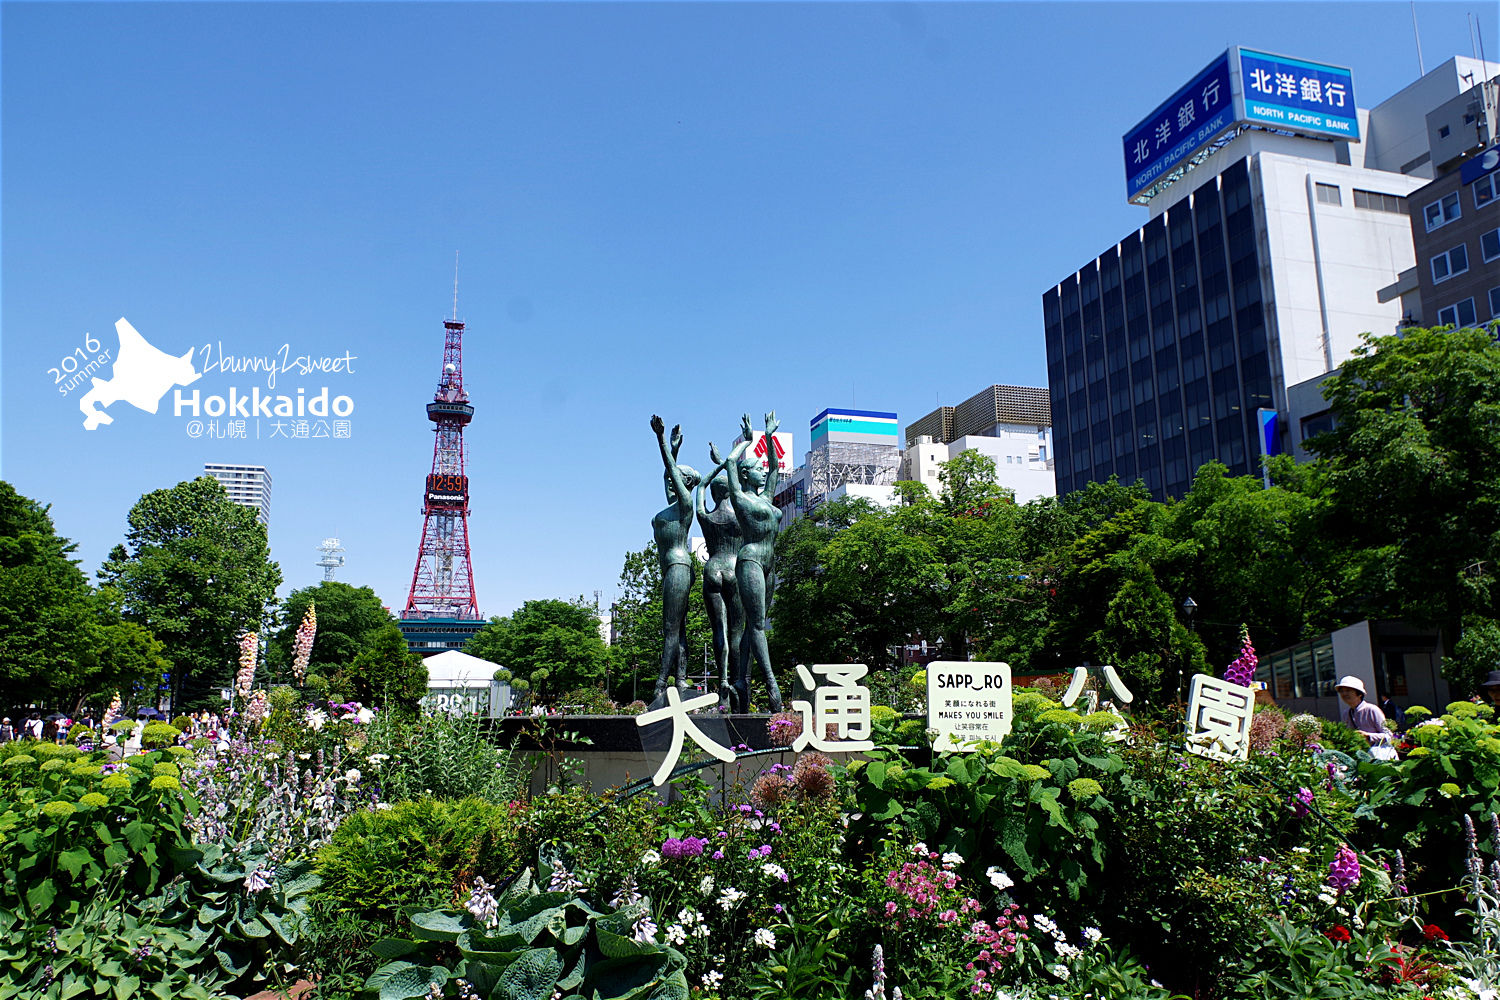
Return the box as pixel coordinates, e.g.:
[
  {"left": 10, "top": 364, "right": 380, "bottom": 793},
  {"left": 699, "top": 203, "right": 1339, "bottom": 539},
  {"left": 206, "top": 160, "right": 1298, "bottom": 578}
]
[
  {"left": 203, "top": 463, "right": 271, "bottom": 525},
  {"left": 903, "top": 384, "right": 1056, "bottom": 504},
  {"left": 1045, "top": 50, "right": 1499, "bottom": 499},
  {"left": 1383, "top": 71, "right": 1499, "bottom": 329},
  {"left": 774, "top": 409, "right": 901, "bottom": 524}
]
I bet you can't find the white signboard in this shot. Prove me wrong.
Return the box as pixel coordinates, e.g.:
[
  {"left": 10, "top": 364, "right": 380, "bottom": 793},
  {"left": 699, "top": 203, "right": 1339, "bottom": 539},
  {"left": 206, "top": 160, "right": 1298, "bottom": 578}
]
[
  {"left": 732, "top": 431, "right": 794, "bottom": 473},
  {"left": 927, "top": 661, "right": 1012, "bottom": 752}
]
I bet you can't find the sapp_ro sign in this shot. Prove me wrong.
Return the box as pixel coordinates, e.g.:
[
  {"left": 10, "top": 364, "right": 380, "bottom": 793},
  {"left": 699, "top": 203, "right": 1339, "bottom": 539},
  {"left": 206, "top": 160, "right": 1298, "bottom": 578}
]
[{"left": 926, "top": 661, "right": 1013, "bottom": 752}]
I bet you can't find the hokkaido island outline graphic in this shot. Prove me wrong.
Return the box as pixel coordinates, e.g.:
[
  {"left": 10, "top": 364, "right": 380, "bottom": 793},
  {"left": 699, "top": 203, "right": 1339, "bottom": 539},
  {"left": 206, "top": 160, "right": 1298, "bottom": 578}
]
[{"left": 79, "top": 318, "right": 201, "bottom": 430}]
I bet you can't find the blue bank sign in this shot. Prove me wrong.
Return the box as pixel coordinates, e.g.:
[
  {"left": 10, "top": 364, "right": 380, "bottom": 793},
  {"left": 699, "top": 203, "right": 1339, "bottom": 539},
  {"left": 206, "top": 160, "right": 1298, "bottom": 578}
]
[
  {"left": 1238, "top": 49, "right": 1358, "bottom": 140},
  {"left": 1123, "top": 53, "right": 1237, "bottom": 203},
  {"left": 1123, "top": 47, "right": 1360, "bottom": 202}
]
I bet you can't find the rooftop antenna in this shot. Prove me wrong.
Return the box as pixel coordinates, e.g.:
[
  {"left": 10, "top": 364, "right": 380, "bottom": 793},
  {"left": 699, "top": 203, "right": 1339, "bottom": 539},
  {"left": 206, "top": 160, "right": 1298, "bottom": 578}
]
[
  {"left": 1411, "top": 1, "right": 1425, "bottom": 77},
  {"left": 316, "top": 537, "right": 346, "bottom": 582},
  {"left": 452, "top": 251, "right": 460, "bottom": 321}
]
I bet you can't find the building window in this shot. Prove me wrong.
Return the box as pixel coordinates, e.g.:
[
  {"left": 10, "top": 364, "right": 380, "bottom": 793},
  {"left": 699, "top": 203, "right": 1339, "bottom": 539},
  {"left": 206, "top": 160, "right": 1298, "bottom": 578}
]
[
  {"left": 1439, "top": 125, "right": 1451, "bottom": 138},
  {"left": 1482, "top": 227, "right": 1500, "bottom": 263},
  {"left": 1432, "top": 243, "right": 1470, "bottom": 283},
  {"left": 1315, "top": 182, "right": 1342, "bottom": 205},
  {"left": 1476, "top": 172, "right": 1499, "bottom": 210},
  {"left": 1424, "top": 191, "right": 1462, "bottom": 231},
  {"left": 1437, "top": 299, "right": 1478, "bottom": 328},
  {"left": 1353, "top": 189, "right": 1407, "bottom": 214},
  {"left": 1490, "top": 286, "right": 1500, "bottom": 320}
]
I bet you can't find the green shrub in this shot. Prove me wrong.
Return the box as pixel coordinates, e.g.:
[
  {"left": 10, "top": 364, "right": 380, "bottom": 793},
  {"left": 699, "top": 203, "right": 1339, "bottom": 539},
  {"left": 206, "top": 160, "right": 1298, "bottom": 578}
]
[
  {"left": 1405, "top": 705, "right": 1433, "bottom": 722},
  {"left": 362, "top": 709, "right": 527, "bottom": 803},
  {"left": 67, "top": 723, "right": 93, "bottom": 744},
  {"left": 302, "top": 673, "right": 331, "bottom": 703},
  {"left": 170, "top": 715, "right": 194, "bottom": 731},
  {"left": 558, "top": 685, "right": 617, "bottom": 715},
  {"left": 314, "top": 797, "right": 524, "bottom": 930},
  {"left": 140, "top": 722, "right": 181, "bottom": 749},
  {"left": 361, "top": 867, "right": 687, "bottom": 1000}
]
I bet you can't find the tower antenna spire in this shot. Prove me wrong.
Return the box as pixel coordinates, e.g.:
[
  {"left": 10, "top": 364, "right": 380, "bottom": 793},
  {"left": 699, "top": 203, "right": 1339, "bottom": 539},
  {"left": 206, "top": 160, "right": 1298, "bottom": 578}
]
[{"left": 452, "top": 251, "right": 460, "bottom": 321}]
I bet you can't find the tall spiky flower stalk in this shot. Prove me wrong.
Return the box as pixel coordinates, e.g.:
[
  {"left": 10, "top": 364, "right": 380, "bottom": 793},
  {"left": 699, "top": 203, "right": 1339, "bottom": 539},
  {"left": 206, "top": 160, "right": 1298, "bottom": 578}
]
[
  {"left": 291, "top": 602, "right": 317, "bottom": 685},
  {"left": 1223, "top": 624, "right": 1257, "bottom": 688},
  {"left": 236, "top": 632, "right": 258, "bottom": 699}
]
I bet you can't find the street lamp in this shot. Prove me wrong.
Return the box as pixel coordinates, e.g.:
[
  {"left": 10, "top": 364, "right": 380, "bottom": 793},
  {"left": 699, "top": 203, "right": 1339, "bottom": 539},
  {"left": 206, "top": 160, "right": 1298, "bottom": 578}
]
[{"left": 1179, "top": 597, "right": 1197, "bottom": 706}]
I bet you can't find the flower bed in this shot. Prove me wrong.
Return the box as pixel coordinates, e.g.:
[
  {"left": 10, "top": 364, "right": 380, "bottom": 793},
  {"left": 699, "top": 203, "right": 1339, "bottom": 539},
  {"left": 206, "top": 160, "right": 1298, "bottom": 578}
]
[{"left": 2, "top": 694, "right": 1498, "bottom": 999}]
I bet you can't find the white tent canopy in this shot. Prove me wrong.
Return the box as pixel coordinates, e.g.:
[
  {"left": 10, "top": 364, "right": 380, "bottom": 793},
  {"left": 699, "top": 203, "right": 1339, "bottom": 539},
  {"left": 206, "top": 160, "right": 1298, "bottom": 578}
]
[{"left": 423, "top": 649, "right": 501, "bottom": 686}]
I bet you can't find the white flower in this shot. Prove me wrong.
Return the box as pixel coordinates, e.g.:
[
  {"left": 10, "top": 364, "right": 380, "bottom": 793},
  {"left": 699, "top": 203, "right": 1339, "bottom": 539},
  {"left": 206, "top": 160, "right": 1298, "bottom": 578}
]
[
  {"left": 698, "top": 875, "right": 715, "bottom": 895},
  {"left": 1083, "top": 927, "right": 1103, "bottom": 945},
  {"left": 694, "top": 922, "right": 711, "bottom": 939},
  {"left": 1049, "top": 964, "right": 1070, "bottom": 981},
  {"left": 700, "top": 970, "right": 723, "bottom": 989},
  {"left": 1150, "top": 980, "right": 1163, "bottom": 989},
  {"left": 631, "top": 915, "right": 658, "bottom": 944},
  {"left": 754, "top": 928, "right": 777, "bottom": 949},
  {"left": 941, "top": 851, "right": 963, "bottom": 870},
  {"left": 986, "top": 866, "right": 1015, "bottom": 891},
  {"left": 1033, "top": 914, "right": 1059, "bottom": 938},
  {"left": 677, "top": 907, "right": 702, "bottom": 925},
  {"left": 1055, "top": 942, "right": 1081, "bottom": 959},
  {"left": 305, "top": 708, "right": 328, "bottom": 731},
  {"left": 665, "top": 924, "right": 687, "bottom": 946},
  {"left": 368, "top": 753, "right": 390, "bottom": 765},
  {"left": 912, "top": 842, "right": 929, "bottom": 856},
  {"left": 641, "top": 849, "right": 661, "bottom": 866},
  {"left": 344, "top": 768, "right": 362, "bottom": 784},
  {"left": 717, "top": 887, "right": 747, "bottom": 911},
  {"left": 375, "top": 802, "right": 392, "bottom": 810},
  {"left": 356, "top": 707, "right": 375, "bottom": 723},
  {"left": 760, "top": 863, "right": 788, "bottom": 882}
]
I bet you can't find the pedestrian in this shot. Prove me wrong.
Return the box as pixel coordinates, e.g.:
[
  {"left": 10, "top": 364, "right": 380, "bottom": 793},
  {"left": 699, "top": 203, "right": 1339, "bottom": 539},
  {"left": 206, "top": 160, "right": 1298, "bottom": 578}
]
[
  {"left": 0, "top": 718, "right": 12, "bottom": 743},
  {"left": 1379, "top": 693, "right": 1406, "bottom": 730},
  {"left": 1480, "top": 670, "right": 1500, "bottom": 708},
  {"left": 1335, "top": 676, "right": 1388, "bottom": 741},
  {"left": 24, "top": 714, "right": 42, "bottom": 740}
]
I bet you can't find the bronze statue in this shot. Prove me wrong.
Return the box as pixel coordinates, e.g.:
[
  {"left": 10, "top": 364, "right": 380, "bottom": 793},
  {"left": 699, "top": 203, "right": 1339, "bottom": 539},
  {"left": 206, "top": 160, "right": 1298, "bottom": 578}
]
[
  {"left": 698, "top": 466, "right": 744, "bottom": 711},
  {"left": 707, "top": 412, "right": 783, "bottom": 712},
  {"left": 650, "top": 416, "right": 700, "bottom": 699}
]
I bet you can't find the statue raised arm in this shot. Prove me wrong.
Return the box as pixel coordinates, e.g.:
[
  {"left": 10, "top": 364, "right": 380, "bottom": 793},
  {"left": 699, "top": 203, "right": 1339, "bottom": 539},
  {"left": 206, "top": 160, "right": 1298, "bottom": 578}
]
[{"left": 649, "top": 416, "right": 701, "bottom": 701}]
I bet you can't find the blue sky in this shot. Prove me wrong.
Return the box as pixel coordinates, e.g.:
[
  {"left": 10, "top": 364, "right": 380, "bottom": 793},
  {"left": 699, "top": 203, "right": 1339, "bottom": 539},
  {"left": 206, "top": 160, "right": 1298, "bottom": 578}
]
[{"left": 2, "top": 1, "right": 1491, "bottom": 620}]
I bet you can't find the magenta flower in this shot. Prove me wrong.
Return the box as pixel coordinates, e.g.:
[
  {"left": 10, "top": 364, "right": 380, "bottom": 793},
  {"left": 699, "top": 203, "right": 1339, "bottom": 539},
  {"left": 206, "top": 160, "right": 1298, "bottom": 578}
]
[
  {"left": 1290, "top": 787, "right": 1313, "bottom": 818},
  {"left": 1223, "top": 625, "right": 1257, "bottom": 688},
  {"left": 1327, "top": 845, "right": 1360, "bottom": 891}
]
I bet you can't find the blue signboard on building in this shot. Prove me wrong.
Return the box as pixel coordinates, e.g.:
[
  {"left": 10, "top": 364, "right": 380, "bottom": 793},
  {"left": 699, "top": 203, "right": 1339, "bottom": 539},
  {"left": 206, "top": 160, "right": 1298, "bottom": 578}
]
[
  {"left": 1236, "top": 49, "right": 1358, "bottom": 141},
  {"left": 1459, "top": 144, "right": 1500, "bottom": 185},
  {"left": 1123, "top": 52, "right": 1237, "bottom": 201}
]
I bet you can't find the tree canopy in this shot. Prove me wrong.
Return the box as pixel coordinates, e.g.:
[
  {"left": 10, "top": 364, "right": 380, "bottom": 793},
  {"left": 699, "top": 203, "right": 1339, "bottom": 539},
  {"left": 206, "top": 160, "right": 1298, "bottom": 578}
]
[
  {"left": 268, "top": 581, "right": 400, "bottom": 684},
  {"left": 0, "top": 481, "right": 168, "bottom": 713},
  {"left": 465, "top": 597, "right": 610, "bottom": 702},
  {"left": 98, "top": 476, "right": 281, "bottom": 711}
]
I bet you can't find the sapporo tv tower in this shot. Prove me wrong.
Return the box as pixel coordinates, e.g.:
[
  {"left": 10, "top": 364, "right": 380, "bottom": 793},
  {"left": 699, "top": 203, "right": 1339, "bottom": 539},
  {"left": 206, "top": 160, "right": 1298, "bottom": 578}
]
[{"left": 398, "top": 271, "right": 485, "bottom": 656}]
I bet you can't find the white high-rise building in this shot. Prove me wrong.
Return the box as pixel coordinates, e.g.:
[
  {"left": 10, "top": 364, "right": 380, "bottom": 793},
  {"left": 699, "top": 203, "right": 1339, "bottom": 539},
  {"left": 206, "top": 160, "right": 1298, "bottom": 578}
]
[{"left": 204, "top": 463, "right": 272, "bottom": 525}]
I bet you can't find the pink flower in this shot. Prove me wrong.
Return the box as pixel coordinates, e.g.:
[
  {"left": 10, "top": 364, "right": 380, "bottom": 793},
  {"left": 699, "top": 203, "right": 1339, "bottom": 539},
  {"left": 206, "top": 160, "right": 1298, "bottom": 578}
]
[
  {"left": 1327, "top": 844, "right": 1360, "bottom": 891},
  {"left": 1223, "top": 624, "right": 1257, "bottom": 688},
  {"left": 235, "top": 632, "right": 258, "bottom": 698},
  {"left": 291, "top": 602, "right": 317, "bottom": 684}
]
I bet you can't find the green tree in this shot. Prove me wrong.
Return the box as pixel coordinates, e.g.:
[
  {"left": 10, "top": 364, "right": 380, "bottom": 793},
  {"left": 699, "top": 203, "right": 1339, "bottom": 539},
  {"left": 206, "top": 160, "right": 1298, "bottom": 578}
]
[
  {"left": 1311, "top": 324, "right": 1500, "bottom": 661},
  {"left": 337, "top": 621, "right": 428, "bottom": 713},
  {"left": 0, "top": 481, "right": 168, "bottom": 712},
  {"left": 101, "top": 476, "right": 281, "bottom": 711},
  {"left": 268, "top": 581, "right": 399, "bottom": 682},
  {"left": 465, "top": 597, "right": 609, "bottom": 703},
  {"left": 606, "top": 544, "right": 711, "bottom": 704}
]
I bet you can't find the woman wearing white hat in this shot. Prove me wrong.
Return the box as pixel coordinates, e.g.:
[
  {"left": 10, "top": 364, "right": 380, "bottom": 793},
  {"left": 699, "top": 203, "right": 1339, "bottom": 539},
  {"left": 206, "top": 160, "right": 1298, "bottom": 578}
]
[{"left": 1335, "top": 676, "right": 1388, "bottom": 740}]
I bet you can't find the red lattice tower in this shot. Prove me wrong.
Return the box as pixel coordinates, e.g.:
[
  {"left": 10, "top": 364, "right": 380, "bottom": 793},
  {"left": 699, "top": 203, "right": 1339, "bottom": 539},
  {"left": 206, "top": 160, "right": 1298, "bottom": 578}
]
[{"left": 404, "top": 317, "right": 479, "bottom": 618}]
